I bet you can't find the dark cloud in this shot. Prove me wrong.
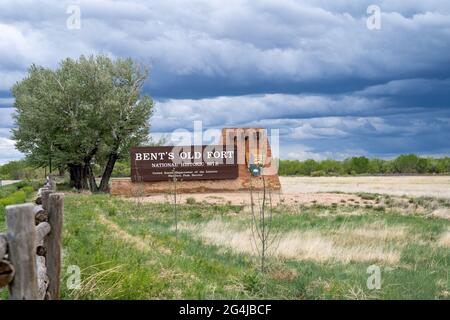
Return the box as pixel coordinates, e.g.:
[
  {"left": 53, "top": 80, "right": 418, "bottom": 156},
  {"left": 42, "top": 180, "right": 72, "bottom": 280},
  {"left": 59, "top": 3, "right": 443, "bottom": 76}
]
[{"left": 0, "top": 0, "right": 449, "bottom": 161}]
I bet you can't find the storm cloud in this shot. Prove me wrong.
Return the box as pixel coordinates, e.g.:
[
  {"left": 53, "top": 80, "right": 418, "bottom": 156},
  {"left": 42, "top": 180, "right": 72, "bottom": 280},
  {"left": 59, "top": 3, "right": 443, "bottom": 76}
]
[{"left": 0, "top": 0, "right": 449, "bottom": 163}]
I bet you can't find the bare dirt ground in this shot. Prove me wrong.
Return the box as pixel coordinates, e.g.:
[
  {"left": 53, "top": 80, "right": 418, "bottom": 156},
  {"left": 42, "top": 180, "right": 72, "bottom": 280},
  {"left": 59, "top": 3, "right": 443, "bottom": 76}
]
[
  {"left": 125, "top": 176, "right": 450, "bottom": 206},
  {"left": 132, "top": 191, "right": 373, "bottom": 206},
  {"left": 280, "top": 176, "right": 450, "bottom": 199}
]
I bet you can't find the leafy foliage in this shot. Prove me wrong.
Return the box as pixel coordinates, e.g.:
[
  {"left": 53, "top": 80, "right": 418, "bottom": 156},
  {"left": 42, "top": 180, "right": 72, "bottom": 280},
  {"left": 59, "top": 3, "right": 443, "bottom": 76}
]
[
  {"left": 0, "top": 160, "right": 45, "bottom": 180},
  {"left": 279, "top": 155, "right": 450, "bottom": 176},
  {"left": 0, "top": 181, "right": 37, "bottom": 231},
  {"left": 12, "top": 55, "right": 153, "bottom": 191}
]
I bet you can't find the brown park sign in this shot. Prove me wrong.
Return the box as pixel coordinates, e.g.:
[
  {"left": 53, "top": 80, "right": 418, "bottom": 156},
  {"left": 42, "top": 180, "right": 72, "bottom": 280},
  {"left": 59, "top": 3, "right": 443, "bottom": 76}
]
[{"left": 130, "top": 145, "right": 238, "bottom": 182}]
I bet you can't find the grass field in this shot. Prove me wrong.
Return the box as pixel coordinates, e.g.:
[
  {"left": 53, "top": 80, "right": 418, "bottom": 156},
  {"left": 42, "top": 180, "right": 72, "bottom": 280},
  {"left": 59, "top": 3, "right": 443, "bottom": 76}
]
[{"left": 1, "top": 178, "right": 449, "bottom": 300}]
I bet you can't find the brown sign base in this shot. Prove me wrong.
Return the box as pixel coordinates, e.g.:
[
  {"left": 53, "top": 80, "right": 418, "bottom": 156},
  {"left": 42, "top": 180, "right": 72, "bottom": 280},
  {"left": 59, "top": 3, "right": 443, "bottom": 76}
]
[{"left": 110, "top": 174, "right": 281, "bottom": 196}]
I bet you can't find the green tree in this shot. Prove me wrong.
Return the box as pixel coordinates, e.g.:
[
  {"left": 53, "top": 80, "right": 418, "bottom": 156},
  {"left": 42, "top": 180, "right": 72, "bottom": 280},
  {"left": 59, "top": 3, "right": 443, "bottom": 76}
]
[
  {"left": 318, "top": 159, "right": 342, "bottom": 175},
  {"left": 368, "top": 158, "right": 384, "bottom": 174},
  {"left": 278, "top": 160, "right": 292, "bottom": 175},
  {"left": 416, "top": 158, "right": 429, "bottom": 173},
  {"left": 393, "top": 154, "right": 420, "bottom": 173},
  {"left": 12, "top": 55, "right": 153, "bottom": 192},
  {"left": 436, "top": 157, "right": 450, "bottom": 173},
  {"left": 344, "top": 156, "right": 369, "bottom": 174},
  {"left": 301, "top": 159, "right": 319, "bottom": 175}
]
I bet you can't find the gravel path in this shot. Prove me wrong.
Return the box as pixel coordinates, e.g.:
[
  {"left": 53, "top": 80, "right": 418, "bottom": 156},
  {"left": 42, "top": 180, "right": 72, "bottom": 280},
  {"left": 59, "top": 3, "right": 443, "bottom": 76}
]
[{"left": 0, "top": 180, "right": 21, "bottom": 187}]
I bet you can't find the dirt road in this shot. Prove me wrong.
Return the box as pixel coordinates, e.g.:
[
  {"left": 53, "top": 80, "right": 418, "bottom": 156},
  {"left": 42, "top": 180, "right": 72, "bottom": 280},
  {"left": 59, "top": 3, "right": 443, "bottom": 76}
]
[{"left": 0, "top": 180, "right": 21, "bottom": 187}]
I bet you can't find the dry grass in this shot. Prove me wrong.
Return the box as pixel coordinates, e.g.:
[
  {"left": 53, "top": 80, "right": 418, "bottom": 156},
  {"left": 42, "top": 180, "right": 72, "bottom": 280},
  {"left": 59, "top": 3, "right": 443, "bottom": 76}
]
[
  {"left": 276, "top": 231, "right": 400, "bottom": 264},
  {"left": 334, "top": 222, "right": 408, "bottom": 242},
  {"left": 178, "top": 219, "right": 403, "bottom": 264},
  {"left": 70, "top": 263, "right": 125, "bottom": 300},
  {"left": 269, "top": 267, "right": 298, "bottom": 281},
  {"left": 125, "top": 192, "right": 373, "bottom": 207},
  {"left": 281, "top": 176, "right": 450, "bottom": 199},
  {"left": 437, "top": 229, "right": 450, "bottom": 247},
  {"left": 429, "top": 209, "right": 450, "bottom": 220}
]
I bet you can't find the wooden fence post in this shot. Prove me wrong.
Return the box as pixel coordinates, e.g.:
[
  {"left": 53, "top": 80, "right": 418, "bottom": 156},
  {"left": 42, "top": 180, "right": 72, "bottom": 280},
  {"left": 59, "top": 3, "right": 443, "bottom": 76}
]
[
  {"left": 44, "top": 193, "right": 64, "bottom": 300},
  {"left": 41, "top": 188, "right": 51, "bottom": 211},
  {"left": 0, "top": 233, "right": 7, "bottom": 258},
  {"left": 49, "top": 179, "right": 57, "bottom": 192},
  {"left": 0, "top": 260, "right": 15, "bottom": 288},
  {"left": 6, "top": 203, "right": 38, "bottom": 300}
]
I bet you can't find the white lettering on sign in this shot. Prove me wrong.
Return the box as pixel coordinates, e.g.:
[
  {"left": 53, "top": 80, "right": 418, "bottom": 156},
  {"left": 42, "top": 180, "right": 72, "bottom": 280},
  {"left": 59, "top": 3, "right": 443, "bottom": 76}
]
[
  {"left": 131, "top": 145, "right": 238, "bottom": 182},
  {"left": 179, "top": 151, "right": 202, "bottom": 160},
  {"left": 207, "top": 151, "right": 234, "bottom": 159},
  {"left": 135, "top": 150, "right": 234, "bottom": 161}
]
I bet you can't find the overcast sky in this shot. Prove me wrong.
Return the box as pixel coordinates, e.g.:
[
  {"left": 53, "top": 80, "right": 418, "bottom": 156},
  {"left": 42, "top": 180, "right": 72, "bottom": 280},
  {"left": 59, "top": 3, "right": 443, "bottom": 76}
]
[{"left": 1, "top": 0, "right": 449, "bottom": 164}]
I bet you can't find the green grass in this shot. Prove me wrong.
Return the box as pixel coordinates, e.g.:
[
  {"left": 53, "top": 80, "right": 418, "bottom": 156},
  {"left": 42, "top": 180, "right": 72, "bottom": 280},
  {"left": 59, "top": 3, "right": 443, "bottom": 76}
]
[
  {"left": 1, "top": 191, "right": 449, "bottom": 300},
  {"left": 0, "top": 181, "right": 39, "bottom": 232},
  {"left": 60, "top": 194, "right": 450, "bottom": 299}
]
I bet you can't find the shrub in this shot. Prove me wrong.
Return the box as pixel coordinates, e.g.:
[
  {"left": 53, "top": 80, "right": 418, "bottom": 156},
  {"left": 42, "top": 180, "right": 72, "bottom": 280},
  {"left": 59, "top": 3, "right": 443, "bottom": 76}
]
[
  {"left": 278, "top": 155, "right": 450, "bottom": 176},
  {"left": 0, "top": 190, "right": 27, "bottom": 206},
  {"left": 358, "top": 193, "right": 378, "bottom": 200},
  {"left": 0, "top": 184, "right": 20, "bottom": 198},
  {"left": 21, "top": 186, "right": 35, "bottom": 194},
  {"left": 343, "top": 157, "right": 369, "bottom": 174},
  {"left": 15, "top": 181, "right": 29, "bottom": 189},
  {"left": 243, "top": 272, "right": 264, "bottom": 294},
  {"left": 318, "top": 159, "right": 342, "bottom": 175},
  {"left": 111, "top": 161, "right": 131, "bottom": 177},
  {"left": 393, "top": 154, "right": 420, "bottom": 173},
  {"left": 107, "top": 207, "right": 117, "bottom": 216},
  {"left": 0, "top": 160, "right": 45, "bottom": 180},
  {"left": 0, "top": 181, "right": 36, "bottom": 208},
  {"left": 186, "top": 197, "right": 196, "bottom": 205},
  {"left": 310, "top": 170, "right": 325, "bottom": 177}
]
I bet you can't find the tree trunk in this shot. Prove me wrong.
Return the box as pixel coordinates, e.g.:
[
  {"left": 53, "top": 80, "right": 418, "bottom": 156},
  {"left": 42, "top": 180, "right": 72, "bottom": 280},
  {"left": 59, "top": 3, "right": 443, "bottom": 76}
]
[
  {"left": 86, "top": 164, "right": 99, "bottom": 193},
  {"left": 98, "top": 152, "right": 119, "bottom": 193},
  {"left": 68, "top": 164, "right": 89, "bottom": 190},
  {"left": 58, "top": 165, "right": 65, "bottom": 177}
]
